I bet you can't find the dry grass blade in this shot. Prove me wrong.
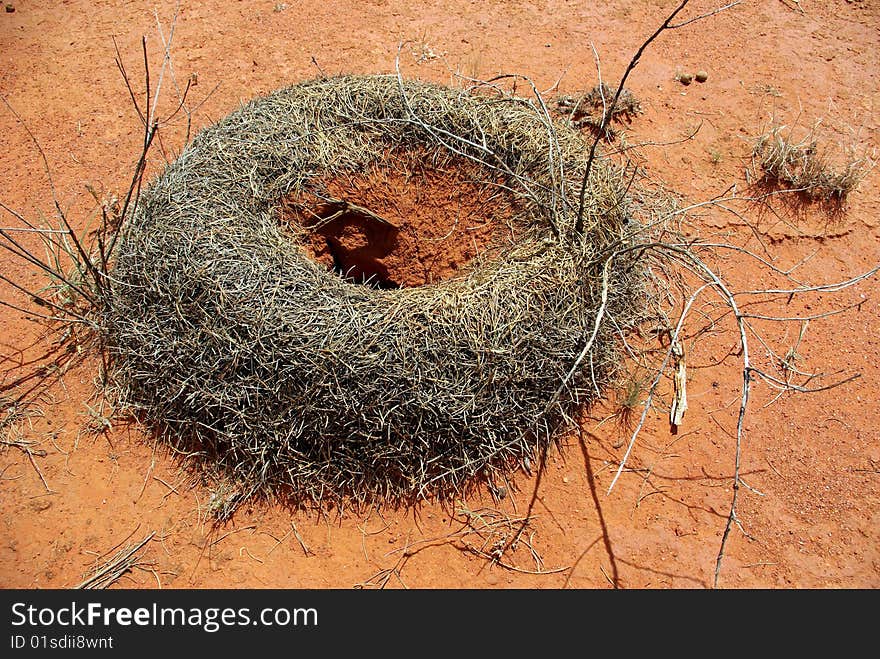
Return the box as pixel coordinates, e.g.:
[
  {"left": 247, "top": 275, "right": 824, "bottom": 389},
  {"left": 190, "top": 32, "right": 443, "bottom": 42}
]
[{"left": 76, "top": 532, "right": 156, "bottom": 589}]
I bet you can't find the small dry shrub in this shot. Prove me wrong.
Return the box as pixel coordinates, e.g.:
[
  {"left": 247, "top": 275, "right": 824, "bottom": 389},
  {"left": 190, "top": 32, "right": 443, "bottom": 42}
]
[
  {"left": 556, "top": 82, "right": 643, "bottom": 138},
  {"left": 751, "top": 123, "right": 872, "bottom": 204}
]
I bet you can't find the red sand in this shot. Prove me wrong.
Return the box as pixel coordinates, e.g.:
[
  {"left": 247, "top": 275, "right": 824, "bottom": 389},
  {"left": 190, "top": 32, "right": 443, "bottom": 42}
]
[
  {"left": 283, "top": 155, "right": 509, "bottom": 287},
  {"left": 1, "top": 0, "right": 878, "bottom": 589}
]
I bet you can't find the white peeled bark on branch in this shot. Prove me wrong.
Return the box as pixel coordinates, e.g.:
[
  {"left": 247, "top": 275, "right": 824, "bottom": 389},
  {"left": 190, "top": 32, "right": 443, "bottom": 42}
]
[{"left": 669, "top": 339, "right": 687, "bottom": 430}]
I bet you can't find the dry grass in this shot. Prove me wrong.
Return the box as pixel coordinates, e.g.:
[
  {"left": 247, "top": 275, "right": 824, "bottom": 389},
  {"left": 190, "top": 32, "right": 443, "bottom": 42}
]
[
  {"left": 76, "top": 532, "right": 156, "bottom": 589},
  {"left": 613, "top": 370, "right": 648, "bottom": 430},
  {"left": 0, "top": 398, "right": 51, "bottom": 490},
  {"left": 556, "top": 82, "right": 643, "bottom": 138},
  {"left": 751, "top": 123, "right": 872, "bottom": 204},
  {"left": 103, "top": 74, "right": 667, "bottom": 507}
]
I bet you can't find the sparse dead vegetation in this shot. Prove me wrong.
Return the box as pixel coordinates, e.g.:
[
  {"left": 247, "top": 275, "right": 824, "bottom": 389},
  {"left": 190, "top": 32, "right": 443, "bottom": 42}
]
[
  {"left": 556, "top": 82, "right": 643, "bottom": 138},
  {"left": 355, "top": 504, "right": 564, "bottom": 588},
  {"left": 750, "top": 122, "right": 873, "bottom": 204},
  {"left": 0, "top": 399, "right": 51, "bottom": 491},
  {"left": 1, "top": 0, "right": 876, "bottom": 591},
  {"left": 611, "top": 371, "right": 648, "bottom": 430},
  {"left": 76, "top": 531, "right": 157, "bottom": 589}
]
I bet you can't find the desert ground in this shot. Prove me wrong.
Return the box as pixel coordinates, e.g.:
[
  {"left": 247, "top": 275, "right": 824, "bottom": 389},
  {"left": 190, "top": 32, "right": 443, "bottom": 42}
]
[{"left": 1, "top": 0, "right": 878, "bottom": 589}]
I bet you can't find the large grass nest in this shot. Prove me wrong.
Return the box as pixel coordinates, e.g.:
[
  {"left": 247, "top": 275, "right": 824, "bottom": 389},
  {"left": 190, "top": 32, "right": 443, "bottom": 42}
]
[{"left": 106, "top": 74, "right": 661, "bottom": 506}]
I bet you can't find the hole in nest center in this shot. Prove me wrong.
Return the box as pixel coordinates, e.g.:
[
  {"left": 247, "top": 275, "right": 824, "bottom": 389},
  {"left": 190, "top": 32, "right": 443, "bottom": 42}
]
[{"left": 279, "top": 151, "right": 516, "bottom": 288}]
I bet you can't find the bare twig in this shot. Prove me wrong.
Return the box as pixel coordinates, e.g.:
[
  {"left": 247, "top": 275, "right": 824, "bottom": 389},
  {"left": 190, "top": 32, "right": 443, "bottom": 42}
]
[
  {"left": 76, "top": 532, "right": 156, "bottom": 589},
  {"left": 668, "top": 1, "right": 741, "bottom": 29},
  {"left": 575, "top": 0, "right": 690, "bottom": 234}
]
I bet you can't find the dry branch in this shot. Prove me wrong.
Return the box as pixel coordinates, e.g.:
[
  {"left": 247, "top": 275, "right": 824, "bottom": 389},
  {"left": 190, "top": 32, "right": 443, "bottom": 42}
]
[{"left": 76, "top": 532, "right": 156, "bottom": 589}]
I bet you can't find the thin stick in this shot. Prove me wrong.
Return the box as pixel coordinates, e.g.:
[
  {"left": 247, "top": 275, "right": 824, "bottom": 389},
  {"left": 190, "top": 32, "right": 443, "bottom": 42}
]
[
  {"left": 1, "top": 437, "right": 52, "bottom": 492},
  {"left": 76, "top": 532, "right": 156, "bottom": 589},
  {"left": 607, "top": 280, "right": 713, "bottom": 493},
  {"left": 25, "top": 450, "right": 51, "bottom": 493},
  {"left": 136, "top": 438, "right": 159, "bottom": 502},
  {"left": 149, "top": 2, "right": 180, "bottom": 125},
  {"left": 113, "top": 36, "right": 146, "bottom": 126},
  {"left": 668, "top": 1, "right": 741, "bottom": 29},
  {"left": 576, "top": 0, "right": 690, "bottom": 234},
  {"left": 0, "top": 96, "right": 102, "bottom": 290},
  {"left": 548, "top": 258, "right": 613, "bottom": 406},
  {"left": 153, "top": 476, "right": 179, "bottom": 496},
  {"left": 290, "top": 522, "right": 313, "bottom": 556}
]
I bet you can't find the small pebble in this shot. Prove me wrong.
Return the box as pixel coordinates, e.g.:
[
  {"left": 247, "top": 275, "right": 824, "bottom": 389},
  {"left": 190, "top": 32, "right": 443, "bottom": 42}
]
[
  {"left": 5, "top": 4, "right": 14, "bottom": 12},
  {"left": 695, "top": 70, "right": 709, "bottom": 83},
  {"left": 678, "top": 73, "right": 693, "bottom": 86}
]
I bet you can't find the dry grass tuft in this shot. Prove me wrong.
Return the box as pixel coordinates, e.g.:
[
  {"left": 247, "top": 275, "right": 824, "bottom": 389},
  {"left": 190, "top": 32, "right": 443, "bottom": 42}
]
[
  {"left": 103, "top": 74, "right": 667, "bottom": 507},
  {"left": 556, "top": 82, "right": 643, "bottom": 138},
  {"left": 751, "top": 123, "right": 872, "bottom": 204},
  {"left": 613, "top": 370, "right": 648, "bottom": 430}
]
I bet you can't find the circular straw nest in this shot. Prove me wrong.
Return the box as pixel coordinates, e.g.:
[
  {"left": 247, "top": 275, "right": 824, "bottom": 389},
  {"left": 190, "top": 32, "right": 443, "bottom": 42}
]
[{"left": 106, "top": 74, "right": 657, "bottom": 506}]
